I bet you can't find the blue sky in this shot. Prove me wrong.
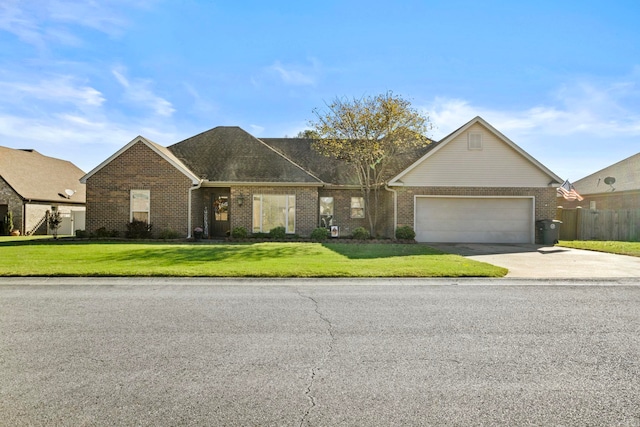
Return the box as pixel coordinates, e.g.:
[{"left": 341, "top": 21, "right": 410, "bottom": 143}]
[{"left": 1, "top": 0, "right": 639, "bottom": 181}]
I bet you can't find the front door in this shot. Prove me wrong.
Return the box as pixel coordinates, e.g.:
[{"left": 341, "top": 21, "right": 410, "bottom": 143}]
[{"left": 212, "top": 194, "right": 230, "bottom": 237}]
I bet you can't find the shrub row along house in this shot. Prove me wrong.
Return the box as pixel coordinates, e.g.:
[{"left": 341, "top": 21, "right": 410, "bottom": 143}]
[{"left": 81, "top": 116, "right": 562, "bottom": 243}]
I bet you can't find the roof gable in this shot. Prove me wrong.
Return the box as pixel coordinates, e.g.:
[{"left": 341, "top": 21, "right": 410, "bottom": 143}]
[
  {"left": 573, "top": 152, "right": 640, "bottom": 194},
  {"left": 389, "top": 116, "right": 562, "bottom": 187},
  {"left": 80, "top": 136, "right": 200, "bottom": 185},
  {"left": 0, "top": 146, "right": 86, "bottom": 203},
  {"left": 168, "top": 127, "right": 322, "bottom": 184}
]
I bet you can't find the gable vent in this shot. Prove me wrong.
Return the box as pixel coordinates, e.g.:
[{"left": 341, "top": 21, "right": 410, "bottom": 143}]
[{"left": 468, "top": 132, "right": 482, "bottom": 150}]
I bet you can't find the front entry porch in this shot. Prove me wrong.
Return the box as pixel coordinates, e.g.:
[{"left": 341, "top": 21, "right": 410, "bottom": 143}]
[{"left": 204, "top": 189, "right": 230, "bottom": 238}]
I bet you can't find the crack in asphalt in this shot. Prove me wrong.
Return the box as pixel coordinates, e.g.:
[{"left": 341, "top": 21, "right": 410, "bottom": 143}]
[{"left": 296, "top": 289, "right": 335, "bottom": 427}]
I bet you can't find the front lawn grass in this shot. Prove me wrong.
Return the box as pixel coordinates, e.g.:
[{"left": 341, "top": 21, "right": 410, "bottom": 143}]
[
  {"left": 557, "top": 240, "right": 640, "bottom": 257},
  {"left": 0, "top": 239, "right": 507, "bottom": 277}
]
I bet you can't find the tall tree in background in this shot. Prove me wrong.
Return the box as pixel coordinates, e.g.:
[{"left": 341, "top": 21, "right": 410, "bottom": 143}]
[
  {"left": 309, "top": 92, "right": 432, "bottom": 236},
  {"left": 296, "top": 129, "right": 320, "bottom": 139}
]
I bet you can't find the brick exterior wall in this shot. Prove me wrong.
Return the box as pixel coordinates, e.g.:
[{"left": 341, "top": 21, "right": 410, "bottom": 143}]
[
  {"left": 85, "top": 141, "right": 193, "bottom": 237},
  {"left": 190, "top": 186, "right": 205, "bottom": 236},
  {"left": 0, "top": 176, "right": 23, "bottom": 234},
  {"left": 318, "top": 188, "right": 394, "bottom": 238},
  {"left": 377, "top": 188, "right": 395, "bottom": 238},
  {"left": 395, "top": 186, "right": 558, "bottom": 243},
  {"left": 189, "top": 186, "right": 395, "bottom": 239},
  {"left": 226, "top": 186, "right": 319, "bottom": 237}
]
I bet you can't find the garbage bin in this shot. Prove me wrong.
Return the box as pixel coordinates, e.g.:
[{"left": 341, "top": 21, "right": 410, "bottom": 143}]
[{"left": 536, "top": 219, "right": 562, "bottom": 244}]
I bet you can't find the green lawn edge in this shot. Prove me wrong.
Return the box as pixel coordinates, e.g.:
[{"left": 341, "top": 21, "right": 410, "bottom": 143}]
[
  {"left": 0, "top": 238, "right": 507, "bottom": 278},
  {"left": 557, "top": 240, "right": 640, "bottom": 257}
]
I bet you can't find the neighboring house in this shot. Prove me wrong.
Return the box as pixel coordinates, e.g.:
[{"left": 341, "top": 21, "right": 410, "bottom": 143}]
[
  {"left": 0, "top": 146, "right": 86, "bottom": 235},
  {"left": 557, "top": 152, "right": 640, "bottom": 210},
  {"left": 81, "top": 116, "right": 562, "bottom": 243}
]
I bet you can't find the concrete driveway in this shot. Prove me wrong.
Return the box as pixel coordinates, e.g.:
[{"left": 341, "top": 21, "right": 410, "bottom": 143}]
[{"left": 427, "top": 243, "right": 640, "bottom": 279}]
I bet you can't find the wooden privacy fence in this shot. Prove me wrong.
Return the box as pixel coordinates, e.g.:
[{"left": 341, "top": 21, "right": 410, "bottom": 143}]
[{"left": 557, "top": 208, "right": 640, "bottom": 241}]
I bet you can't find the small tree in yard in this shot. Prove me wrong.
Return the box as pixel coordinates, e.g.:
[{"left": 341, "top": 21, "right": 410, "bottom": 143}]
[
  {"left": 309, "top": 92, "right": 432, "bottom": 236},
  {"left": 47, "top": 209, "right": 62, "bottom": 239}
]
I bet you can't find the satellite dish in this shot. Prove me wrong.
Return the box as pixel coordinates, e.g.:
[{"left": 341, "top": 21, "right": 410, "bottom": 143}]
[
  {"left": 64, "top": 189, "right": 75, "bottom": 197},
  {"left": 603, "top": 177, "right": 616, "bottom": 185}
]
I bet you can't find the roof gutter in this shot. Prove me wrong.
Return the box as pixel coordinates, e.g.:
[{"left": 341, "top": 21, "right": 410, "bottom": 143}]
[
  {"left": 200, "top": 181, "right": 324, "bottom": 187},
  {"left": 187, "top": 179, "right": 203, "bottom": 238}
]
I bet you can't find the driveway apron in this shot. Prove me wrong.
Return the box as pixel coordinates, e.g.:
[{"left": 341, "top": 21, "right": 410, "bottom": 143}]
[{"left": 427, "top": 243, "right": 640, "bottom": 279}]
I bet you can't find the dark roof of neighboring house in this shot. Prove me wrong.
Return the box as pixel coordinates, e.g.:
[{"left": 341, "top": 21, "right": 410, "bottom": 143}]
[
  {"left": 167, "top": 127, "right": 322, "bottom": 184},
  {"left": 573, "top": 152, "right": 640, "bottom": 194},
  {"left": 0, "top": 146, "right": 86, "bottom": 203}
]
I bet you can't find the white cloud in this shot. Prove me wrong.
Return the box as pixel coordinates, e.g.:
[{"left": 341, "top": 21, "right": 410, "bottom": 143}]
[
  {"left": 48, "top": 0, "right": 129, "bottom": 35},
  {"left": 424, "top": 76, "right": 640, "bottom": 180},
  {"left": 267, "top": 59, "right": 321, "bottom": 86},
  {"left": 0, "top": 75, "right": 105, "bottom": 107},
  {"left": 0, "top": 107, "right": 179, "bottom": 172},
  {"left": 0, "top": 0, "right": 46, "bottom": 48},
  {"left": 183, "top": 82, "right": 218, "bottom": 116},
  {"left": 0, "top": 0, "right": 157, "bottom": 48},
  {"left": 0, "top": 68, "right": 177, "bottom": 171},
  {"left": 249, "top": 124, "right": 265, "bottom": 135},
  {"left": 112, "top": 67, "right": 175, "bottom": 117},
  {"left": 0, "top": 112, "right": 129, "bottom": 152},
  {"left": 427, "top": 79, "right": 640, "bottom": 141}
]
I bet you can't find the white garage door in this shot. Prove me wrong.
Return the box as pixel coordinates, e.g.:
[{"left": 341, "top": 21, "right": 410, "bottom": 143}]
[{"left": 415, "top": 197, "right": 533, "bottom": 243}]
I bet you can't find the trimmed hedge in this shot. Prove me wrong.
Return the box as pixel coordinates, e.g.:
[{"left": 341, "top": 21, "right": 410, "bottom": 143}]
[
  {"left": 311, "top": 227, "right": 330, "bottom": 241},
  {"left": 231, "top": 226, "right": 248, "bottom": 238},
  {"left": 351, "top": 227, "right": 370, "bottom": 240},
  {"left": 395, "top": 225, "right": 416, "bottom": 240},
  {"left": 269, "top": 226, "right": 287, "bottom": 239}
]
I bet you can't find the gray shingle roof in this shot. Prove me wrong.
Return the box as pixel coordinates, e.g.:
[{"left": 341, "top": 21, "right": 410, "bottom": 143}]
[
  {"left": 262, "top": 138, "right": 432, "bottom": 186},
  {"left": 167, "top": 127, "right": 323, "bottom": 184},
  {"left": 0, "top": 146, "right": 86, "bottom": 203},
  {"left": 573, "top": 152, "right": 640, "bottom": 194},
  {"left": 260, "top": 138, "right": 358, "bottom": 185}
]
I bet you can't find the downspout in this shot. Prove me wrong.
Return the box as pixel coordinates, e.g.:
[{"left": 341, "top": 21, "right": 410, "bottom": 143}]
[
  {"left": 188, "top": 180, "right": 203, "bottom": 238},
  {"left": 384, "top": 185, "right": 398, "bottom": 238},
  {"left": 22, "top": 201, "right": 27, "bottom": 236}
]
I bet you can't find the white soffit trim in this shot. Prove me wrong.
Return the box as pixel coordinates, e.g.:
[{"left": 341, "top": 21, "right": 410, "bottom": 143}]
[
  {"left": 80, "top": 136, "right": 200, "bottom": 185},
  {"left": 388, "top": 116, "right": 563, "bottom": 186},
  {"left": 201, "top": 181, "right": 325, "bottom": 187}
]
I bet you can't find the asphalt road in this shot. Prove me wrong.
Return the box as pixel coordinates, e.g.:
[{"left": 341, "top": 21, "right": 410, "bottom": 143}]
[{"left": 1, "top": 278, "right": 639, "bottom": 426}]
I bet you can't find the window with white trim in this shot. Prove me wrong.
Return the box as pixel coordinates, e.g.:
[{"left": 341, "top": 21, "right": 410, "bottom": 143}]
[
  {"left": 468, "top": 132, "right": 482, "bottom": 150},
  {"left": 351, "top": 197, "right": 365, "bottom": 218},
  {"left": 252, "top": 194, "right": 296, "bottom": 233},
  {"left": 130, "top": 190, "right": 150, "bottom": 222}
]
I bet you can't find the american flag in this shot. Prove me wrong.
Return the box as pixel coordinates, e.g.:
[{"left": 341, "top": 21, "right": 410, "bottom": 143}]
[{"left": 557, "top": 180, "right": 584, "bottom": 201}]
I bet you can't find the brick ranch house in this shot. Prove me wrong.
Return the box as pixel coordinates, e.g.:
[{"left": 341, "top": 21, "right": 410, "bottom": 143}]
[{"left": 81, "top": 116, "right": 562, "bottom": 243}]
